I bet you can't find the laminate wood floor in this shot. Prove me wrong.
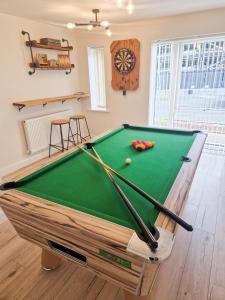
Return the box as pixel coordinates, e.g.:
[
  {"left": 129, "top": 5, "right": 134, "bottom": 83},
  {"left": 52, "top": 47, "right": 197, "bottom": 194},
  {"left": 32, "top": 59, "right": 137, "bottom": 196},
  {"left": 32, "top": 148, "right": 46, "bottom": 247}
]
[{"left": 0, "top": 153, "right": 225, "bottom": 300}]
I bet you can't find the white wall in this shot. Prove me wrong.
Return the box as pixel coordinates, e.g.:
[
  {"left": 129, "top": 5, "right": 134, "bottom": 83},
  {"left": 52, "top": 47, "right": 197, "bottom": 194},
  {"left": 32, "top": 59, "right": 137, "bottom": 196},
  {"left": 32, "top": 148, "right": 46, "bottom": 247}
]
[
  {"left": 77, "top": 8, "right": 225, "bottom": 136},
  {"left": 0, "top": 13, "right": 82, "bottom": 177}
]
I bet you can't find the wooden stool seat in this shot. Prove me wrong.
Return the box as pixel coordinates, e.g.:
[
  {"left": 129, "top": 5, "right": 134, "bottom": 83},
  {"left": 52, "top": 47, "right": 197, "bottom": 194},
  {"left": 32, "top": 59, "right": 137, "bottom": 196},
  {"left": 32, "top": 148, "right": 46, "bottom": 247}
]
[
  {"left": 51, "top": 119, "right": 69, "bottom": 125},
  {"left": 70, "top": 115, "right": 85, "bottom": 120}
]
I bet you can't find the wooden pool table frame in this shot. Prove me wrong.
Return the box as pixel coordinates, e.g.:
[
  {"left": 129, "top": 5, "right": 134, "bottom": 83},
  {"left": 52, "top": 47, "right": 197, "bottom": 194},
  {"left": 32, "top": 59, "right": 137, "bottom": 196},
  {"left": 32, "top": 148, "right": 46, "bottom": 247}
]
[{"left": 0, "top": 126, "right": 207, "bottom": 298}]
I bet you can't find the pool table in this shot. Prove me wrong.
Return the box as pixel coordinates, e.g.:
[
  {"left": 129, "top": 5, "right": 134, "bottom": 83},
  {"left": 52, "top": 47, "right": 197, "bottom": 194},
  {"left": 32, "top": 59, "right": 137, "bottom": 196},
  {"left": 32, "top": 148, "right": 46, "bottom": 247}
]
[{"left": 0, "top": 124, "right": 206, "bottom": 298}]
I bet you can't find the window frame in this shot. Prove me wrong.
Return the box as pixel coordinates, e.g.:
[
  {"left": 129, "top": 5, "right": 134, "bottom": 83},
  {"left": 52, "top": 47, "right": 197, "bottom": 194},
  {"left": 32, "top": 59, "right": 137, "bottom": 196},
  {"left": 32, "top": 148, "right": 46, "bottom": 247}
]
[{"left": 87, "top": 46, "right": 107, "bottom": 112}]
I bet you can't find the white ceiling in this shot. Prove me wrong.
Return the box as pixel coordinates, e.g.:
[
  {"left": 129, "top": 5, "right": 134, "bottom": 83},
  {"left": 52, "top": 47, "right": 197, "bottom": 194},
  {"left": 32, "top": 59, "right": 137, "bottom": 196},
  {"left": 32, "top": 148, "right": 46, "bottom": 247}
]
[{"left": 0, "top": 0, "right": 225, "bottom": 25}]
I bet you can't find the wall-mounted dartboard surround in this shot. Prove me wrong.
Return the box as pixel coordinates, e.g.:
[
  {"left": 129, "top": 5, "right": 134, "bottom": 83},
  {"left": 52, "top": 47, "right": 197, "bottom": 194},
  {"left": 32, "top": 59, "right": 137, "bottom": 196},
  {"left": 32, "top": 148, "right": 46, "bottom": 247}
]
[{"left": 111, "top": 39, "right": 140, "bottom": 95}]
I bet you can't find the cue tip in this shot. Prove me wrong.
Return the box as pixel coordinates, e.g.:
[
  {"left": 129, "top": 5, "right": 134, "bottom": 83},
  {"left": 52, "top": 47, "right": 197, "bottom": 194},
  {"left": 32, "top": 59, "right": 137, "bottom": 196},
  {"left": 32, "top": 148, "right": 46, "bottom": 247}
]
[{"left": 187, "top": 224, "right": 194, "bottom": 232}]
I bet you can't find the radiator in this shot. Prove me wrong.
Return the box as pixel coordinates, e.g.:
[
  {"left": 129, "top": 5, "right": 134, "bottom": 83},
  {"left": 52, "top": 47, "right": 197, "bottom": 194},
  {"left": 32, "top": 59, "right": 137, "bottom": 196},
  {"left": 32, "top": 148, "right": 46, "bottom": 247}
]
[{"left": 23, "top": 110, "right": 73, "bottom": 154}]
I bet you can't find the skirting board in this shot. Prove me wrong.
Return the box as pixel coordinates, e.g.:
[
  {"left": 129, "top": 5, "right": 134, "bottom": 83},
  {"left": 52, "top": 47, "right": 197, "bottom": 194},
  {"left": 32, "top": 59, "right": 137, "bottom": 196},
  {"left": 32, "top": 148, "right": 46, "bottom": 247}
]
[{"left": 0, "top": 149, "right": 48, "bottom": 182}]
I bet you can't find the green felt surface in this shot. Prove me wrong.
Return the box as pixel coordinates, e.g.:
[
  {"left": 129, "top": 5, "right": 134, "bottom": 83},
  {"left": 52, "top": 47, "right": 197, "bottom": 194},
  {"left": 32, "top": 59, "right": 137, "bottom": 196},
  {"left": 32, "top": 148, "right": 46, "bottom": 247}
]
[{"left": 16, "top": 125, "right": 197, "bottom": 233}]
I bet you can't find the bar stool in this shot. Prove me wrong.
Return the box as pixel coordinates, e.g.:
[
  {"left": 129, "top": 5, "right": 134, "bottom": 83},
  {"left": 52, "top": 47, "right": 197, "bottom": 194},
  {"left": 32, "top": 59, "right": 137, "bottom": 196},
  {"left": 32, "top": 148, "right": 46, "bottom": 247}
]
[
  {"left": 69, "top": 115, "right": 91, "bottom": 144},
  {"left": 49, "top": 119, "right": 75, "bottom": 157}
]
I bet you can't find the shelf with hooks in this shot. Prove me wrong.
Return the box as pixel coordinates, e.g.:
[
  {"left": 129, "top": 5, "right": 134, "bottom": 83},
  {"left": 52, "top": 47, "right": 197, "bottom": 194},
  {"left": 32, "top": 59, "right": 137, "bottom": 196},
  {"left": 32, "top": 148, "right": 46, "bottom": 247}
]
[{"left": 13, "top": 93, "right": 89, "bottom": 111}]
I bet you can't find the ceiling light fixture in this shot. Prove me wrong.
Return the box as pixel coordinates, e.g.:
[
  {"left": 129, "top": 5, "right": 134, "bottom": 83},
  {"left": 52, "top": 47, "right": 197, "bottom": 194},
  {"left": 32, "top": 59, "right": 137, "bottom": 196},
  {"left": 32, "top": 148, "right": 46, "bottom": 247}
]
[
  {"left": 106, "top": 27, "right": 112, "bottom": 37},
  {"left": 117, "top": 0, "right": 124, "bottom": 8},
  {"left": 116, "top": 0, "right": 135, "bottom": 14},
  {"left": 127, "top": 0, "right": 135, "bottom": 14},
  {"left": 66, "top": 22, "right": 76, "bottom": 29},
  {"left": 87, "top": 24, "right": 93, "bottom": 31},
  {"left": 66, "top": 9, "right": 111, "bottom": 37},
  {"left": 100, "top": 20, "right": 109, "bottom": 28}
]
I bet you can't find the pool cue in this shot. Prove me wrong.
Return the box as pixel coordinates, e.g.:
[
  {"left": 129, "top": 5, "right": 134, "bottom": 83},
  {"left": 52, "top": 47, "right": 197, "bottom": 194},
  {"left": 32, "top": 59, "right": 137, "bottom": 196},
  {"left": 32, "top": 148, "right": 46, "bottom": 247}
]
[
  {"left": 90, "top": 146, "right": 158, "bottom": 250},
  {"left": 76, "top": 144, "right": 193, "bottom": 232}
]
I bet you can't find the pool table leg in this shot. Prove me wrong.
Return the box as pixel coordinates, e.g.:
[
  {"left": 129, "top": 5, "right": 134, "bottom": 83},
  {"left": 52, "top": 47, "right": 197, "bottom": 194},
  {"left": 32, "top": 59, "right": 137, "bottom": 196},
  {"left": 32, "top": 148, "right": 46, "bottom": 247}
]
[
  {"left": 41, "top": 249, "right": 61, "bottom": 271},
  {"left": 123, "top": 291, "right": 152, "bottom": 300}
]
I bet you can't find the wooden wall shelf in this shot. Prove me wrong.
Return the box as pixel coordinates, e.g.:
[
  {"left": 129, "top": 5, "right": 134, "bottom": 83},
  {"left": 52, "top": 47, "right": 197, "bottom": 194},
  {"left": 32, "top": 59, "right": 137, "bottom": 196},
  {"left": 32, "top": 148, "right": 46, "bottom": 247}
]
[
  {"left": 13, "top": 93, "right": 89, "bottom": 111},
  {"left": 29, "top": 63, "right": 75, "bottom": 70},
  {"left": 25, "top": 41, "right": 73, "bottom": 51},
  {"left": 22, "top": 30, "right": 74, "bottom": 75}
]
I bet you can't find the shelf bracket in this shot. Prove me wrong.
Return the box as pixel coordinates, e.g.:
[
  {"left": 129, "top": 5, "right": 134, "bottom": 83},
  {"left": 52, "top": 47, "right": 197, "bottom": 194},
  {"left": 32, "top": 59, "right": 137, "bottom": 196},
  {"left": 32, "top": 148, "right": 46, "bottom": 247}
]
[
  {"left": 17, "top": 105, "right": 25, "bottom": 111},
  {"left": 62, "top": 38, "right": 72, "bottom": 75},
  {"left": 22, "top": 30, "right": 36, "bottom": 75}
]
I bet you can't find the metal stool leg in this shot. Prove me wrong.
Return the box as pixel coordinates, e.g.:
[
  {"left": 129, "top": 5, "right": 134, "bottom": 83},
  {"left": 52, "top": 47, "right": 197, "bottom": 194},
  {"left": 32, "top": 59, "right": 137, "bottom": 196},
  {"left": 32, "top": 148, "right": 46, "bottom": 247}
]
[
  {"left": 67, "top": 123, "right": 70, "bottom": 150},
  {"left": 75, "top": 119, "right": 80, "bottom": 144},
  {"left": 84, "top": 117, "right": 91, "bottom": 139},
  {"left": 67, "top": 122, "right": 76, "bottom": 149},
  {"left": 78, "top": 119, "right": 85, "bottom": 143},
  {"left": 49, "top": 124, "right": 53, "bottom": 157},
  {"left": 77, "top": 119, "right": 81, "bottom": 143},
  {"left": 70, "top": 123, "right": 76, "bottom": 145},
  {"left": 59, "top": 125, "right": 64, "bottom": 152}
]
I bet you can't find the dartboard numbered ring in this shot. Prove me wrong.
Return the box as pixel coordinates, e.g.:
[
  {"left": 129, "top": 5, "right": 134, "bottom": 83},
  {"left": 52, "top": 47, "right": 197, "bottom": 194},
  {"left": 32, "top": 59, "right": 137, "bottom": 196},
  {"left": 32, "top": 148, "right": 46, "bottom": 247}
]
[{"left": 114, "top": 48, "right": 136, "bottom": 75}]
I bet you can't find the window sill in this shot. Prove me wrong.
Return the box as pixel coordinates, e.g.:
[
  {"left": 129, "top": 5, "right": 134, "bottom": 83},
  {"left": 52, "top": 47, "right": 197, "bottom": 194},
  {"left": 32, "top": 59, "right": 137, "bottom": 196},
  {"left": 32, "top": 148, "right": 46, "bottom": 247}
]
[{"left": 88, "top": 109, "right": 110, "bottom": 113}]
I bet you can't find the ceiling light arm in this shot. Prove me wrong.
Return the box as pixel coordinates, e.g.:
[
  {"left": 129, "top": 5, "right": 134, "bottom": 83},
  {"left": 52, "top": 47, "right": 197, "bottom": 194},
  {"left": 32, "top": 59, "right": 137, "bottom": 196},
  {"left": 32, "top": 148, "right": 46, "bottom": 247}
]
[{"left": 74, "top": 23, "right": 89, "bottom": 26}]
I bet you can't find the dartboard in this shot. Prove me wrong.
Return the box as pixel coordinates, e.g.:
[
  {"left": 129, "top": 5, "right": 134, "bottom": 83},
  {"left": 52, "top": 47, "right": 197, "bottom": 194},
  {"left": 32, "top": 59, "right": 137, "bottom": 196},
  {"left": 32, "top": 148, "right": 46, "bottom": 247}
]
[{"left": 114, "top": 48, "right": 136, "bottom": 74}]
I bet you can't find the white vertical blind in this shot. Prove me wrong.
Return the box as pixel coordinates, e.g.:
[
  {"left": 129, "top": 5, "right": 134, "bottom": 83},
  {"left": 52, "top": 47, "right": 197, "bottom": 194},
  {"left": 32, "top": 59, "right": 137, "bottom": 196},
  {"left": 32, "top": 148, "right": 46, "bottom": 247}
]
[
  {"left": 150, "top": 36, "right": 225, "bottom": 155},
  {"left": 88, "top": 47, "right": 107, "bottom": 110}
]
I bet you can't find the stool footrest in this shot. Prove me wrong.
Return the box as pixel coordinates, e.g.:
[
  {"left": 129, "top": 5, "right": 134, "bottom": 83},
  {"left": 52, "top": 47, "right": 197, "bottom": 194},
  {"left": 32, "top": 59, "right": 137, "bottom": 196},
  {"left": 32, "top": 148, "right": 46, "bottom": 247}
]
[{"left": 49, "top": 144, "right": 67, "bottom": 152}]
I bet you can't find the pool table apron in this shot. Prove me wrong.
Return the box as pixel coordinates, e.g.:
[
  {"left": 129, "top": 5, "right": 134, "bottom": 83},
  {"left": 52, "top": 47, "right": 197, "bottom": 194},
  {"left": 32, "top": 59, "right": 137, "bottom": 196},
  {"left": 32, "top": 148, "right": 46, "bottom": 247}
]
[{"left": 0, "top": 189, "right": 165, "bottom": 295}]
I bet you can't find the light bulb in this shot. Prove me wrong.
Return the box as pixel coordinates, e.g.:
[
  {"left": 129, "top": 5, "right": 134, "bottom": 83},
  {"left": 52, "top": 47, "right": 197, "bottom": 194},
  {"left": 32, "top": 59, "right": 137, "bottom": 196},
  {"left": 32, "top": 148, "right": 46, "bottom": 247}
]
[
  {"left": 67, "top": 23, "right": 76, "bottom": 29},
  {"left": 87, "top": 24, "right": 93, "bottom": 31},
  {"left": 127, "top": 0, "right": 134, "bottom": 14},
  {"left": 117, "top": 0, "right": 124, "bottom": 8},
  {"left": 100, "top": 20, "right": 109, "bottom": 28},
  {"left": 106, "top": 28, "right": 112, "bottom": 37}
]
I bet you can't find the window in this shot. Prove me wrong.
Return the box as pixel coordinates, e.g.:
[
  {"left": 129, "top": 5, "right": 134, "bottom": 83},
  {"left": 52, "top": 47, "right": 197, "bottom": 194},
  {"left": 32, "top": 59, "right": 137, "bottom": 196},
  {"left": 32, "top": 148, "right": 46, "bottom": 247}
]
[
  {"left": 149, "top": 35, "right": 225, "bottom": 155},
  {"left": 87, "top": 47, "right": 107, "bottom": 111}
]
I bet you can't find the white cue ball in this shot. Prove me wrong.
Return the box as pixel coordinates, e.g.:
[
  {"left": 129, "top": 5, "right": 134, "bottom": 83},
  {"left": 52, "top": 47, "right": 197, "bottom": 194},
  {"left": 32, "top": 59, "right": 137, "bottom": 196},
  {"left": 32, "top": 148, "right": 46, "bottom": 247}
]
[{"left": 125, "top": 158, "right": 132, "bottom": 165}]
